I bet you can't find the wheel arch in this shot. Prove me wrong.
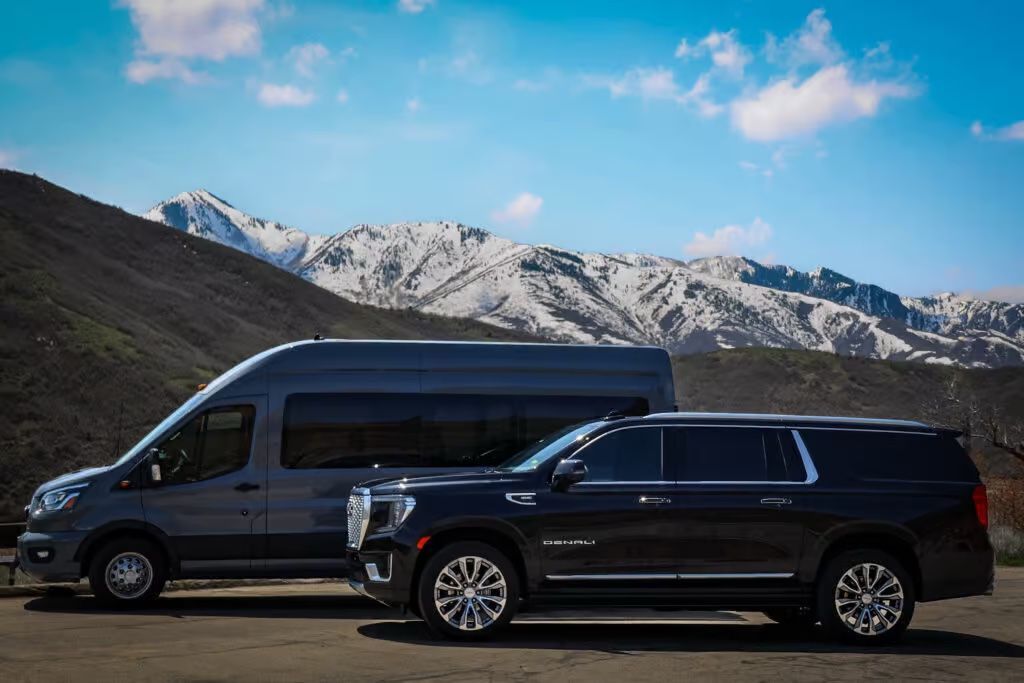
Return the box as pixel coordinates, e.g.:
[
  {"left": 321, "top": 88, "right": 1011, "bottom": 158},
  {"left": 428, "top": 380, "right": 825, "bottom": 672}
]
[
  {"left": 76, "top": 521, "right": 178, "bottom": 578},
  {"left": 807, "top": 524, "right": 922, "bottom": 599}
]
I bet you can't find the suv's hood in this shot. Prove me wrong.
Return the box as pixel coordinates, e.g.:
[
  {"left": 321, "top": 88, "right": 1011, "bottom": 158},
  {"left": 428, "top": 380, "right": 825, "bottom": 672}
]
[
  {"left": 368, "top": 470, "right": 533, "bottom": 494},
  {"left": 32, "top": 465, "right": 113, "bottom": 498}
]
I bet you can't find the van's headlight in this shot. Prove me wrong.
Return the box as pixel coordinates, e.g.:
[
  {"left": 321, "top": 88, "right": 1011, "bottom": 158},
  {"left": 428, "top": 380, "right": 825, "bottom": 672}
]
[
  {"left": 35, "top": 483, "right": 89, "bottom": 514},
  {"left": 367, "top": 495, "right": 416, "bottom": 535}
]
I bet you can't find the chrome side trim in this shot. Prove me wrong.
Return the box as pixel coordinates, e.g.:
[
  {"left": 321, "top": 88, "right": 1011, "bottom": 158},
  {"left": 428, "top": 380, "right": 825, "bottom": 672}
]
[
  {"left": 790, "top": 429, "right": 820, "bottom": 484},
  {"left": 545, "top": 574, "right": 678, "bottom": 581},
  {"left": 505, "top": 492, "right": 537, "bottom": 505},
  {"left": 545, "top": 572, "right": 795, "bottom": 581}
]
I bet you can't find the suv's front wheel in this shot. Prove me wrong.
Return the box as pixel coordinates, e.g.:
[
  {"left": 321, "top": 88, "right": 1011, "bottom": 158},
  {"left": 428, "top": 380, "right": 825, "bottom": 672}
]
[
  {"left": 417, "top": 541, "right": 519, "bottom": 640},
  {"left": 816, "top": 549, "right": 915, "bottom": 644},
  {"left": 87, "top": 537, "right": 167, "bottom": 606}
]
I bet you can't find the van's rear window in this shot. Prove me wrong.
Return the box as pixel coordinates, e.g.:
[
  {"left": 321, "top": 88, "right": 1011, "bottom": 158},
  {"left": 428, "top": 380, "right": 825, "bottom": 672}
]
[{"left": 281, "top": 393, "right": 648, "bottom": 469}]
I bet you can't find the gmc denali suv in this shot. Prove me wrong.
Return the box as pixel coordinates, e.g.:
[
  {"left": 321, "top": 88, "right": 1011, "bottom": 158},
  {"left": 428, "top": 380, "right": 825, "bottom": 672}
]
[{"left": 347, "top": 412, "right": 994, "bottom": 644}]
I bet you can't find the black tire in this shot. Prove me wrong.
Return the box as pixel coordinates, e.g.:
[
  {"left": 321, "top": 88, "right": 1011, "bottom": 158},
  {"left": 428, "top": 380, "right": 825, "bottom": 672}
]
[
  {"left": 763, "top": 607, "right": 818, "bottom": 630},
  {"left": 816, "top": 549, "right": 915, "bottom": 645},
  {"left": 87, "top": 537, "right": 167, "bottom": 607},
  {"left": 417, "top": 541, "right": 519, "bottom": 641}
]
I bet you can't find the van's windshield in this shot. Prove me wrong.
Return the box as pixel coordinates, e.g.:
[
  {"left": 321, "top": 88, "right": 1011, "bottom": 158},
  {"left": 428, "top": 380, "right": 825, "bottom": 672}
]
[
  {"left": 496, "top": 421, "right": 603, "bottom": 472},
  {"left": 111, "top": 344, "right": 282, "bottom": 467}
]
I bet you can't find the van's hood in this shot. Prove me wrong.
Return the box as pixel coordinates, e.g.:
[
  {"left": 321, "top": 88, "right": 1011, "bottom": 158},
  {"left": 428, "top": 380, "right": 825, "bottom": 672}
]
[
  {"left": 32, "top": 465, "right": 113, "bottom": 498},
  {"left": 367, "top": 470, "right": 533, "bottom": 494}
]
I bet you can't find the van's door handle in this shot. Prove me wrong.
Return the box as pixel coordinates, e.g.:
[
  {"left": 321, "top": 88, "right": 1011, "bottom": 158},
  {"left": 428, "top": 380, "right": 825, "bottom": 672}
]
[
  {"left": 760, "top": 497, "right": 791, "bottom": 506},
  {"left": 235, "top": 482, "right": 260, "bottom": 492},
  {"left": 639, "top": 496, "right": 671, "bottom": 505}
]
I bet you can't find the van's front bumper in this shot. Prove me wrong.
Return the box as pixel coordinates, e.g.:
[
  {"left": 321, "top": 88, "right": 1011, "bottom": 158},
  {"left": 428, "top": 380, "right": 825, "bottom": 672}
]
[{"left": 17, "top": 530, "right": 86, "bottom": 582}]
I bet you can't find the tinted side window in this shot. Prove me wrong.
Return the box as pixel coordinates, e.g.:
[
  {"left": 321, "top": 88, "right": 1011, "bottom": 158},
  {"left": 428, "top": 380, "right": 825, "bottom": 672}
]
[
  {"left": 282, "top": 395, "right": 421, "bottom": 469},
  {"left": 672, "top": 427, "right": 772, "bottom": 482},
  {"left": 520, "top": 396, "right": 649, "bottom": 445},
  {"left": 798, "top": 429, "right": 978, "bottom": 482},
  {"left": 422, "top": 396, "right": 517, "bottom": 467},
  {"left": 155, "top": 406, "right": 254, "bottom": 484},
  {"left": 573, "top": 427, "right": 663, "bottom": 482}
]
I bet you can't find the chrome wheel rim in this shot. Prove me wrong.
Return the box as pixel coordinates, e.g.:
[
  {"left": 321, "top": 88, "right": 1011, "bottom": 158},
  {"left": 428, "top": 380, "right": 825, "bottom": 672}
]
[
  {"left": 834, "top": 562, "right": 904, "bottom": 636},
  {"left": 433, "top": 556, "right": 507, "bottom": 631},
  {"left": 105, "top": 552, "right": 153, "bottom": 600}
]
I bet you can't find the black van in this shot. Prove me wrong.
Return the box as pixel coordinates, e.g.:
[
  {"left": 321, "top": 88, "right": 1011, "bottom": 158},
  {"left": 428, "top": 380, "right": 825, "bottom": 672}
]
[
  {"left": 348, "top": 412, "right": 994, "bottom": 644},
  {"left": 17, "top": 340, "right": 675, "bottom": 604}
]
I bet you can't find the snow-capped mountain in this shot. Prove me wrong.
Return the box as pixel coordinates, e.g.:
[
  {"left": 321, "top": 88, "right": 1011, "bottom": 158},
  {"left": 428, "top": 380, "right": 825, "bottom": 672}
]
[
  {"left": 144, "top": 190, "right": 326, "bottom": 269},
  {"left": 142, "top": 191, "right": 1024, "bottom": 367}
]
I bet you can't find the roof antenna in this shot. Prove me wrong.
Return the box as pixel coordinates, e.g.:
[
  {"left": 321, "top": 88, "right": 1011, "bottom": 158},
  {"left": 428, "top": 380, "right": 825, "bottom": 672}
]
[{"left": 313, "top": 332, "right": 324, "bottom": 341}]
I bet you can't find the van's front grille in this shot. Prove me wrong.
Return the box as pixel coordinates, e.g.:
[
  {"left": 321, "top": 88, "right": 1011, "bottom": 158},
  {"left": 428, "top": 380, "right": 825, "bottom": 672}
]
[{"left": 347, "top": 488, "right": 371, "bottom": 550}]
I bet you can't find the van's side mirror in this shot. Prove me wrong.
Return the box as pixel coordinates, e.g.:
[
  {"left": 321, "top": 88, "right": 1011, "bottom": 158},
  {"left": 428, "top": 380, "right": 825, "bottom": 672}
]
[
  {"left": 145, "top": 448, "right": 164, "bottom": 487},
  {"left": 551, "top": 459, "right": 587, "bottom": 492}
]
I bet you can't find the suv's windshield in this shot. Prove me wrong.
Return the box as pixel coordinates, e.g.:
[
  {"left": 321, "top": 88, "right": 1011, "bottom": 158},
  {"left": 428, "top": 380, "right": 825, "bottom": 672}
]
[{"left": 497, "top": 421, "right": 603, "bottom": 472}]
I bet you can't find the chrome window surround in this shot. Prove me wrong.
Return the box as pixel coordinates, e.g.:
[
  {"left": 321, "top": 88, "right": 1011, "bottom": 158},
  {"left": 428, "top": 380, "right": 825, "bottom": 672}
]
[
  {"left": 564, "top": 425, "right": 820, "bottom": 486},
  {"left": 545, "top": 572, "right": 795, "bottom": 581}
]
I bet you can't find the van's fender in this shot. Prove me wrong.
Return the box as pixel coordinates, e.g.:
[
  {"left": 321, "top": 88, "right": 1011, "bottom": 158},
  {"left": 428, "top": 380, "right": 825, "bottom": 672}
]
[{"left": 75, "top": 520, "right": 180, "bottom": 576}]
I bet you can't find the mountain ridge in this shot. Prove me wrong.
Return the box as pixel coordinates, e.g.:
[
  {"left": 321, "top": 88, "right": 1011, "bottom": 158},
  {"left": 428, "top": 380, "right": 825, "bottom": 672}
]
[{"left": 142, "top": 190, "right": 1024, "bottom": 368}]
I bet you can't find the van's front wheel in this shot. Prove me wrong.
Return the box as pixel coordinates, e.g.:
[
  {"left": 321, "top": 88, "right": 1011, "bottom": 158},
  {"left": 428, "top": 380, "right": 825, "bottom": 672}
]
[{"left": 88, "top": 538, "right": 167, "bottom": 606}]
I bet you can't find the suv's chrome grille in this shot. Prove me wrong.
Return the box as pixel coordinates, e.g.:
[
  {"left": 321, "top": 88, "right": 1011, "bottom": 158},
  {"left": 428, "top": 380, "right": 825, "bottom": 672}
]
[{"left": 346, "top": 488, "right": 371, "bottom": 549}]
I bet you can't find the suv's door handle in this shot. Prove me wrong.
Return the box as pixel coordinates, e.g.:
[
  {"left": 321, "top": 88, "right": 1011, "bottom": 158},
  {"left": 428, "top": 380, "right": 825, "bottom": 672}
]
[
  {"left": 760, "top": 497, "right": 792, "bottom": 506},
  {"left": 639, "top": 496, "right": 671, "bottom": 505},
  {"left": 235, "top": 482, "right": 260, "bottom": 492}
]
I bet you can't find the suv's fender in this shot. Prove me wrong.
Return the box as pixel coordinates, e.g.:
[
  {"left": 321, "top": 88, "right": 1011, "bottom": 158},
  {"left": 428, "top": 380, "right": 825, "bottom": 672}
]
[
  {"left": 799, "top": 520, "right": 919, "bottom": 584},
  {"left": 415, "top": 515, "right": 537, "bottom": 591}
]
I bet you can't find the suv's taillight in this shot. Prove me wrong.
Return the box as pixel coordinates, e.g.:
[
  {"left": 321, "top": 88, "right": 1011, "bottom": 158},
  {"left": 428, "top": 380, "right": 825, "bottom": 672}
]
[{"left": 972, "top": 484, "right": 989, "bottom": 529}]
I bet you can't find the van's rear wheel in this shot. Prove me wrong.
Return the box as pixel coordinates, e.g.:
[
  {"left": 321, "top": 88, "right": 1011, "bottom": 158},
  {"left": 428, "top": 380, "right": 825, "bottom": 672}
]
[
  {"left": 88, "top": 538, "right": 167, "bottom": 606},
  {"left": 417, "top": 542, "right": 519, "bottom": 640},
  {"left": 816, "top": 549, "right": 915, "bottom": 644}
]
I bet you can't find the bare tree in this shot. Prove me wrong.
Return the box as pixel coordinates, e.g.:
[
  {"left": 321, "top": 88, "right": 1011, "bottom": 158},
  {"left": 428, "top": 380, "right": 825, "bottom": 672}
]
[{"left": 924, "top": 373, "right": 1024, "bottom": 465}]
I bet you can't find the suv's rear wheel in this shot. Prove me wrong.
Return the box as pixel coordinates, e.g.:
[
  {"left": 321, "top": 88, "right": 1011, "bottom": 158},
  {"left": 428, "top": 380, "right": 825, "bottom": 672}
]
[
  {"left": 816, "top": 549, "right": 915, "bottom": 644},
  {"left": 88, "top": 538, "right": 167, "bottom": 606},
  {"left": 417, "top": 541, "right": 519, "bottom": 640}
]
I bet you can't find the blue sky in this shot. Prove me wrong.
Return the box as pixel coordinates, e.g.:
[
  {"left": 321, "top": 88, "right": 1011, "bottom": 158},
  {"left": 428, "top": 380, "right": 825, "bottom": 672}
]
[{"left": 1, "top": 1, "right": 1022, "bottom": 299}]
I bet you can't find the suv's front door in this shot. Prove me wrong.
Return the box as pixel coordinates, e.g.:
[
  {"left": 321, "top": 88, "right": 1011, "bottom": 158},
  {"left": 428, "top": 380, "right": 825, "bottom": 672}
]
[
  {"left": 538, "top": 425, "right": 678, "bottom": 582},
  {"left": 664, "top": 426, "right": 809, "bottom": 577},
  {"left": 141, "top": 398, "right": 267, "bottom": 577}
]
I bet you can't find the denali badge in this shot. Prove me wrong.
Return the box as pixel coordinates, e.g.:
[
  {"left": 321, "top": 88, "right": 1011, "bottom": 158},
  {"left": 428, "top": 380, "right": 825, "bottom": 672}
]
[{"left": 543, "top": 539, "right": 596, "bottom": 546}]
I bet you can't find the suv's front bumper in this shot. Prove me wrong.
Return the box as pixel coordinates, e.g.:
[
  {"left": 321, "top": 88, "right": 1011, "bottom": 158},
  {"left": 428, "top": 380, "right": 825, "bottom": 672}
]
[
  {"left": 347, "top": 549, "right": 413, "bottom": 606},
  {"left": 17, "top": 530, "right": 86, "bottom": 582}
]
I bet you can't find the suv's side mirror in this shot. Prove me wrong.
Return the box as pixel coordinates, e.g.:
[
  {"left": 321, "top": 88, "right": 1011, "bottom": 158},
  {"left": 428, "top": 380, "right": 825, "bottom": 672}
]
[
  {"left": 551, "top": 459, "right": 587, "bottom": 492},
  {"left": 145, "top": 448, "right": 164, "bottom": 487}
]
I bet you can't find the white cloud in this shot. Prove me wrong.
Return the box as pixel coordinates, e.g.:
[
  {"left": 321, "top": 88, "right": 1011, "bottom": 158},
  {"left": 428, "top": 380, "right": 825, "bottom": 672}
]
[
  {"left": 730, "top": 64, "right": 913, "bottom": 141},
  {"left": 737, "top": 160, "right": 773, "bottom": 178},
  {"left": 336, "top": 88, "right": 349, "bottom": 104},
  {"left": 491, "top": 192, "right": 543, "bottom": 227},
  {"left": 286, "top": 42, "right": 329, "bottom": 78},
  {"left": 398, "top": 0, "right": 435, "bottom": 14},
  {"left": 0, "top": 148, "right": 17, "bottom": 169},
  {"left": 120, "top": 0, "right": 264, "bottom": 61},
  {"left": 257, "top": 83, "right": 315, "bottom": 107},
  {"left": 587, "top": 68, "right": 722, "bottom": 116},
  {"left": 338, "top": 46, "right": 357, "bottom": 60},
  {"left": 684, "top": 217, "right": 773, "bottom": 258},
  {"left": 964, "top": 285, "right": 1024, "bottom": 304},
  {"left": 125, "top": 58, "right": 209, "bottom": 84},
  {"left": 765, "top": 8, "right": 843, "bottom": 68},
  {"left": 674, "top": 29, "right": 751, "bottom": 78},
  {"left": 406, "top": 97, "right": 422, "bottom": 113},
  {"left": 971, "top": 119, "right": 1024, "bottom": 142}
]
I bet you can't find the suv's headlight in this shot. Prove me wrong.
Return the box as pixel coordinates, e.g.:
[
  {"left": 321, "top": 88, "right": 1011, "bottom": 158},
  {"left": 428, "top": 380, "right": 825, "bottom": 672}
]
[
  {"left": 35, "top": 483, "right": 90, "bottom": 514},
  {"left": 367, "top": 495, "right": 416, "bottom": 535}
]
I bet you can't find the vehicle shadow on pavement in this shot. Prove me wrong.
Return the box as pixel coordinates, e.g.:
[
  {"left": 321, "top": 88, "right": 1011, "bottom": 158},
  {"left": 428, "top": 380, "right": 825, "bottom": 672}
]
[
  {"left": 357, "top": 621, "right": 1024, "bottom": 658},
  {"left": 23, "top": 594, "right": 399, "bottom": 620}
]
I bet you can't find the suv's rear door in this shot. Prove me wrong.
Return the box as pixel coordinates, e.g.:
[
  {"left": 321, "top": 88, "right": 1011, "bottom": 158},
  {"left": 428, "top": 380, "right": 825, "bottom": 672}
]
[{"left": 664, "top": 425, "right": 810, "bottom": 577}]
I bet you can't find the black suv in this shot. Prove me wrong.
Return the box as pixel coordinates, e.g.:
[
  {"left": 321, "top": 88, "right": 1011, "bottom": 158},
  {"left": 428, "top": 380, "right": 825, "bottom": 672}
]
[{"left": 347, "top": 412, "right": 993, "bottom": 644}]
